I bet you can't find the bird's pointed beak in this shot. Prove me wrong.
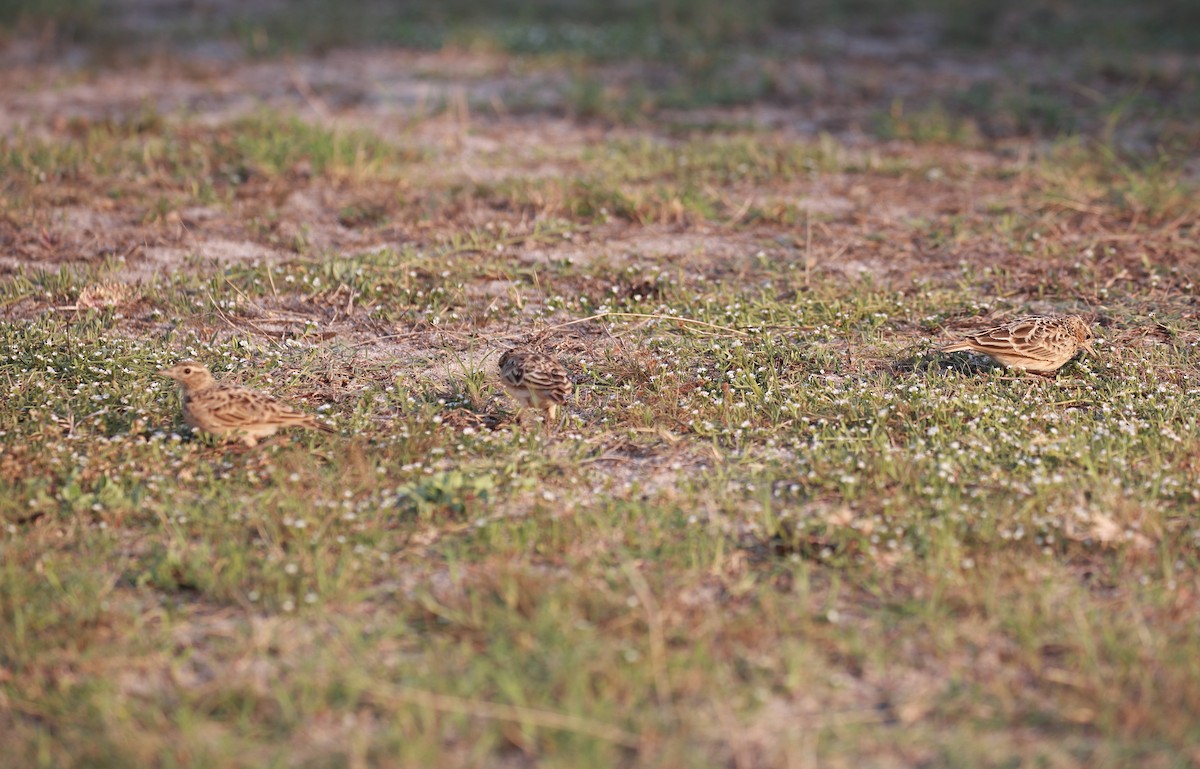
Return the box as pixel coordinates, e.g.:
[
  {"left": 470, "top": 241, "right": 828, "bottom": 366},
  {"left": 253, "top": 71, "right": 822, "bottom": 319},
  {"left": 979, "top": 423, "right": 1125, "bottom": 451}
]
[{"left": 1081, "top": 339, "right": 1097, "bottom": 357}]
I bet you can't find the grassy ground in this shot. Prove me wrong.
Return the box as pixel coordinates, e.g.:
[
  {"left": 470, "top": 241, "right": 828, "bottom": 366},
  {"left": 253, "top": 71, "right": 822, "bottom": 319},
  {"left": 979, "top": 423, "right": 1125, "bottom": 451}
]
[{"left": 2, "top": 3, "right": 1200, "bottom": 768}]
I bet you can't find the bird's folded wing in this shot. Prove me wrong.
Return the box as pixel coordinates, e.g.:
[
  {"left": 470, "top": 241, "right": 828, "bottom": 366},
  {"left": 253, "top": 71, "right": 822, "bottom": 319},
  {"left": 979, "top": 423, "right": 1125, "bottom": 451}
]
[
  {"left": 201, "top": 389, "right": 306, "bottom": 426},
  {"left": 524, "top": 370, "right": 570, "bottom": 400},
  {"left": 971, "top": 324, "right": 1041, "bottom": 352},
  {"left": 995, "top": 327, "right": 1066, "bottom": 360},
  {"left": 201, "top": 392, "right": 269, "bottom": 427}
]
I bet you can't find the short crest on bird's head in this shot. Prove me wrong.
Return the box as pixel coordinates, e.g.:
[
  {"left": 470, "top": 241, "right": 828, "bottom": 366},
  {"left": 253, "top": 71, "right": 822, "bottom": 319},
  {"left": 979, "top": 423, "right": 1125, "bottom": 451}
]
[
  {"left": 159, "top": 360, "right": 216, "bottom": 391},
  {"left": 1065, "top": 315, "right": 1090, "bottom": 340},
  {"left": 1062, "top": 315, "right": 1096, "bottom": 355},
  {"left": 499, "top": 348, "right": 525, "bottom": 372}
]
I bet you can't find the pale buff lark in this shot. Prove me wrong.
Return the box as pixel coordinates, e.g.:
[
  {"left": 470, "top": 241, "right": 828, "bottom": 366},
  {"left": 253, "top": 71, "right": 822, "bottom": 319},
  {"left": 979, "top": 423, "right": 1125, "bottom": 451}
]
[
  {"left": 940, "top": 315, "right": 1096, "bottom": 376},
  {"left": 160, "top": 360, "right": 334, "bottom": 446},
  {"left": 498, "top": 348, "right": 572, "bottom": 422}
]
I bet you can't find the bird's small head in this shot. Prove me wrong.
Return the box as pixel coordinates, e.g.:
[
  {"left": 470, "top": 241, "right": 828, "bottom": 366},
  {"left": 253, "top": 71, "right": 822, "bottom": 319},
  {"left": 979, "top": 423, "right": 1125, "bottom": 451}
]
[
  {"left": 498, "top": 347, "right": 524, "bottom": 375},
  {"left": 1065, "top": 316, "right": 1096, "bottom": 356},
  {"left": 159, "top": 360, "right": 216, "bottom": 392}
]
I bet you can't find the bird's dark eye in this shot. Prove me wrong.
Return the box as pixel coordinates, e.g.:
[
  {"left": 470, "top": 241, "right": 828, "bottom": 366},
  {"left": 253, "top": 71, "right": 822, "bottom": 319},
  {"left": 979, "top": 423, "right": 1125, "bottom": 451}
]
[{"left": 183, "top": 367, "right": 192, "bottom": 375}]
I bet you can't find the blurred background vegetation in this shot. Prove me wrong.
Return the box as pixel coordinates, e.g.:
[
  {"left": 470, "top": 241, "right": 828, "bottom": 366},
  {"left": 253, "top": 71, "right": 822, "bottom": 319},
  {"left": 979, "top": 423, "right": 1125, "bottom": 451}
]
[
  {"left": 1, "top": 0, "right": 1197, "bottom": 58},
  {"left": 1, "top": 1, "right": 1196, "bottom": 154}
]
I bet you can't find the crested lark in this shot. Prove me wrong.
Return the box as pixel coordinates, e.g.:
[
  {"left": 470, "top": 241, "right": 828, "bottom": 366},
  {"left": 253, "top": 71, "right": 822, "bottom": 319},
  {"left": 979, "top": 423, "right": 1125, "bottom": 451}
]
[
  {"left": 497, "top": 348, "right": 572, "bottom": 422},
  {"left": 160, "top": 360, "right": 333, "bottom": 446},
  {"left": 940, "top": 315, "right": 1096, "bottom": 376}
]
